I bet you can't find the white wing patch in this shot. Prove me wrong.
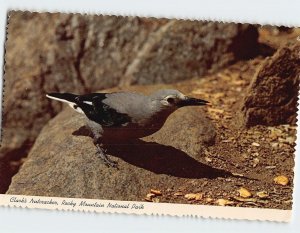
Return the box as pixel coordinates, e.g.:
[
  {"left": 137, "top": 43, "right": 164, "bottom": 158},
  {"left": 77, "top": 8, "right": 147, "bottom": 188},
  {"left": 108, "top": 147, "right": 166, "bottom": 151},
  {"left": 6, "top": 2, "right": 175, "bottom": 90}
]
[{"left": 83, "top": 101, "right": 92, "bottom": 105}]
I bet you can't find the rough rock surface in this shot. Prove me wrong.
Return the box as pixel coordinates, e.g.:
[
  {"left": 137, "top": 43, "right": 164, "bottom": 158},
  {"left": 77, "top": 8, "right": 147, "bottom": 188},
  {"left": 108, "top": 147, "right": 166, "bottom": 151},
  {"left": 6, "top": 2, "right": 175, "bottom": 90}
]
[
  {"left": 239, "top": 43, "right": 300, "bottom": 127},
  {"left": 121, "top": 22, "right": 259, "bottom": 85},
  {"left": 6, "top": 88, "right": 219, "bottom": 199},
  {"left": 1, "top": 11, "right": 259, "bottom": 163}
]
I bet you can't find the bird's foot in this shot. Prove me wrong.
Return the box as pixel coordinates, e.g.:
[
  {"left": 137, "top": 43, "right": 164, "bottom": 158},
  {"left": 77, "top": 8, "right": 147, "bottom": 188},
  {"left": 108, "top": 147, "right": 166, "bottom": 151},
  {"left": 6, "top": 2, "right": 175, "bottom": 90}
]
[
  {"left": 97, "top": 152, "right": 118, "bottom": 168},
  {"left": 95, "top": 144, "right": 118, "bottom": 168}
]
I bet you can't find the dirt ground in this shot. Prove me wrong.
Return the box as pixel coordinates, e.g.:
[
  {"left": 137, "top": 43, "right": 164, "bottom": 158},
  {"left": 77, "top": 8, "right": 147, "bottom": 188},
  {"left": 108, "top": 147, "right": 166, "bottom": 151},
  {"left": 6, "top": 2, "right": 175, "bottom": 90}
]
[{"left": 142, "top": 56, "right": 296, "bottom": 209}]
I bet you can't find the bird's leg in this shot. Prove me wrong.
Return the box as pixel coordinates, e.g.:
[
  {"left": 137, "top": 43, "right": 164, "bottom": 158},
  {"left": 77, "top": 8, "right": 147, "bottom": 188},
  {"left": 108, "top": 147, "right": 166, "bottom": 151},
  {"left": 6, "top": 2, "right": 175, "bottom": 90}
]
[
  {"left": 87, "top": 120, "right": 118, "bottom": 168},
  {"left": 94, "top": 140, "right": 118, "bottom": 168}
]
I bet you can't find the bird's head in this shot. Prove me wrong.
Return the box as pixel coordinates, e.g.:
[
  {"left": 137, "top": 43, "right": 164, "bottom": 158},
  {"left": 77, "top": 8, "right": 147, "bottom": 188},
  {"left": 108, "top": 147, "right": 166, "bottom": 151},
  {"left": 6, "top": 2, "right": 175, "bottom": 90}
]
[{"left": 150, "top": 89, "right": 209, "bottom": 109}]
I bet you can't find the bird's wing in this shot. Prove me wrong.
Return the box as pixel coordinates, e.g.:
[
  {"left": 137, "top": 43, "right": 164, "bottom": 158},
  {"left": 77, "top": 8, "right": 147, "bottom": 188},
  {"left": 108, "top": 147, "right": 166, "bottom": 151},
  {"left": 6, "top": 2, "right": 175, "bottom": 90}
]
[
  {"left": 76, "top": 93, "right": 132, "bottom": 127},
  {"left": 47, "top": 92, "right": 133, "bottom": 127}
]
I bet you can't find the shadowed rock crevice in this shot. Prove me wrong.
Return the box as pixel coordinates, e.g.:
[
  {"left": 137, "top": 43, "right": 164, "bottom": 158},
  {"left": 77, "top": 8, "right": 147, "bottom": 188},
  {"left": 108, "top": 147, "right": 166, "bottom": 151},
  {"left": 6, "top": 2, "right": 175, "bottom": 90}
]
[{"left": 229, "top": 23, "right": 260, "bottom": 60}]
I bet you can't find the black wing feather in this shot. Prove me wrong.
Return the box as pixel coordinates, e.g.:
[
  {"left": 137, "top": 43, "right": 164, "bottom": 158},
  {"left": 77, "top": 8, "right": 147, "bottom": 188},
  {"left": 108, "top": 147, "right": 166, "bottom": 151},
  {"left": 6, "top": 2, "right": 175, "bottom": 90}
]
[{"left": 75, "top": 93, "right": 131, "bottom": 127}]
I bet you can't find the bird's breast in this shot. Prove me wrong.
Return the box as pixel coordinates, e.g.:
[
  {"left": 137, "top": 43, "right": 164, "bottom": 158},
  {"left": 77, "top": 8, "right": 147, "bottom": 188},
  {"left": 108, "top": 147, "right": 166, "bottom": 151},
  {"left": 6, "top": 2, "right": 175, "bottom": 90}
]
[
  {"left": 100, "top": 108, "right": 174, "bottom": 143},
  {"left": 101, "top": 122, "right": 163, "bottom": 142}
]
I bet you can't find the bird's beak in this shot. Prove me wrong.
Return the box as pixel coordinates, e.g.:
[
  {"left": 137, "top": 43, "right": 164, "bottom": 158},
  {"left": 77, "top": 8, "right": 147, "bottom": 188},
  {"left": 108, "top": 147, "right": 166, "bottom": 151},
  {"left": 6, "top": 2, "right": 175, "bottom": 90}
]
[{"left": 177, "top": 97, "right": 209, "bottom": 107}]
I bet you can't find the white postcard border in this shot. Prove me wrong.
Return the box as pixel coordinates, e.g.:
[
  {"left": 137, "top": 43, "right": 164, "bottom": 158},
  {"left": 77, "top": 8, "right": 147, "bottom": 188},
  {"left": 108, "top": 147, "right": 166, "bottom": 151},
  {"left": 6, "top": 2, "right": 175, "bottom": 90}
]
[
  {"left": 0, "top": 0, "right": 299, "bottom": 226},
  {"left": 0, "top": 194, "right": 292, "bottom": 222}
]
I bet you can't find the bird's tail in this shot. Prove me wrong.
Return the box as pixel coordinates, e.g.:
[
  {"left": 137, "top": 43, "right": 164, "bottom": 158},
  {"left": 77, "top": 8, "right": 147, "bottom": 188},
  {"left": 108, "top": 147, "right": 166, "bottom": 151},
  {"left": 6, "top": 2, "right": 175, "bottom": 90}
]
[
  {"left": 46, "top": 93, "right": 78, "bottom": 104},
  {"left": 46, "top": 93, "right": 85, "bottom": 114}
]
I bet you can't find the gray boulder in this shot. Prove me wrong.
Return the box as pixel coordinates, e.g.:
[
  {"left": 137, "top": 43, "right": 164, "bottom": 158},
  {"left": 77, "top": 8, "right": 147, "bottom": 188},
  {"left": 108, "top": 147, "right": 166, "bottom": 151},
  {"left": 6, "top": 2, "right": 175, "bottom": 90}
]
[{"left": 6, "top": 85, "right": 219, "bottom": 200}]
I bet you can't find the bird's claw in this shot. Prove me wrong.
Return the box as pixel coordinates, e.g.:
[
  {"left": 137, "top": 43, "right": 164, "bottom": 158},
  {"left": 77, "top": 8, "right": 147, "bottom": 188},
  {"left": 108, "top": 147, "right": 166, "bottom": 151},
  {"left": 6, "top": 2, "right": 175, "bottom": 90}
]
[
  {"left": 105, "top": 159, "right": 118, "bottom": 169},
  {"left": 95, "top": 150, "right": 118, "bottom": 168},
  {"left": 102, "top": 157, "right": 118, "bottom": 168}
]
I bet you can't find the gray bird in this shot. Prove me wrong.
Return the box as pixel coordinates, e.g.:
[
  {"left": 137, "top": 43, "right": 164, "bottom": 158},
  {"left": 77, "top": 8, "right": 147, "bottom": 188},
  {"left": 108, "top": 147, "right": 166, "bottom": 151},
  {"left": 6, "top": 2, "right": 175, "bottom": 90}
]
[{"left": 46, "top": 89, "right": 209, "bottom": 167}]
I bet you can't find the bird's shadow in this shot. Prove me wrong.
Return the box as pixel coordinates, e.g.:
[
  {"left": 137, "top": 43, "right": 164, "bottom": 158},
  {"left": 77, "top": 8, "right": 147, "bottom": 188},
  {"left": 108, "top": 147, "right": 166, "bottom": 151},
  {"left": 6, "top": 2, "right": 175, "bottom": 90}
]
[{"left": 73, "top": 126, "right": 233, "bottom": 179}]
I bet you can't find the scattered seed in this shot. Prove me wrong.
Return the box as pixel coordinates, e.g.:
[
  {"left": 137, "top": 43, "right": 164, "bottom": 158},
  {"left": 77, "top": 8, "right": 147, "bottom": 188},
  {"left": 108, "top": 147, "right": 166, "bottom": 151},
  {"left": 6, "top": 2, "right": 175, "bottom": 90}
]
[
  {"left": 205, "top": 198, "right": 213, "bottom": 203},
  {"left": 146, "top": 193, "right": 156, "bottom": 199},
  {"left": 252, "top": 142, "right": 260, "bottom": 147},
  {"left": 238, "top": 187, "right": 252, "bottom": 198},
  {"left": 205, "top": 157, "right": 212, "bottom": 162},
  {"left": 233, "top": 196, "right": 269, "bottom": 204},
  {"left": 252, "top": 158, "right": 260, "bottom": 168},
  {"left": 232, "top": 172, "right": 244, "bottom": 177},
  {"left": 256, "top": 191, "right": 269, "bottom": 199},
  {"left": 265, "top": 165, "right": 276, "bottom": 169},
  {"left": 222, "top": 140, "right": 231, "bottom": 143},
  {"left": 174, "top": 192, "right": 183, "bottom": 196},
  {"left": 150, "top": 189, "right": 162, "bottom": 196},
  {"left": 271, "top": 142, "right": 279, "bottom": 148},
  {"left": 274, "top": 175, "right": 289, "bottom": 186},
  {"left": 184, "top": 193, "right": 203, "bottom": 201},
  {"left": 216, "top": 199, "right": 234, "bottom": 206},
  {"left": 144, "top": 197, "right": 152, "bottom": 202}
]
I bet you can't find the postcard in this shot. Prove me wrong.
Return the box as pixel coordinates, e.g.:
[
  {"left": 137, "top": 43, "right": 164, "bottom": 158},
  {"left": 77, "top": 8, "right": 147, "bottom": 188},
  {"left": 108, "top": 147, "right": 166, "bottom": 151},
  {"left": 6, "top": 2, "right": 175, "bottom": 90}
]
[{"left": 0, "top": 11, "right": 299, "bottom": 222}]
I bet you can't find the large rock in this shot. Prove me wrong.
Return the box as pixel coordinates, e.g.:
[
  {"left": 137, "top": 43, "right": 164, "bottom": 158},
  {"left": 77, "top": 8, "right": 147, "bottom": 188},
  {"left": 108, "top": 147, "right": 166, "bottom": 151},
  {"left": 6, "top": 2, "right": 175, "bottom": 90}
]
[
  {"left": 121, "top": 22, "right": 259, "bottom": 85},
  {"left": 6, "top": 86, "right": 220, "bottom": 200},
  {"left": 239, "top": 43, "right": 300, "bottom": 127}
]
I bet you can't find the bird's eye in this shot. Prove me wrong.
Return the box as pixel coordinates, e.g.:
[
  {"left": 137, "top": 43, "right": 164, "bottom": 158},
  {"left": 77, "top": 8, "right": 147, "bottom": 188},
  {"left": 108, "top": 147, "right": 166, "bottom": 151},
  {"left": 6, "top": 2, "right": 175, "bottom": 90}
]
[{"left": 167, "top": 97, "right": 175, "bottom": 104}]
